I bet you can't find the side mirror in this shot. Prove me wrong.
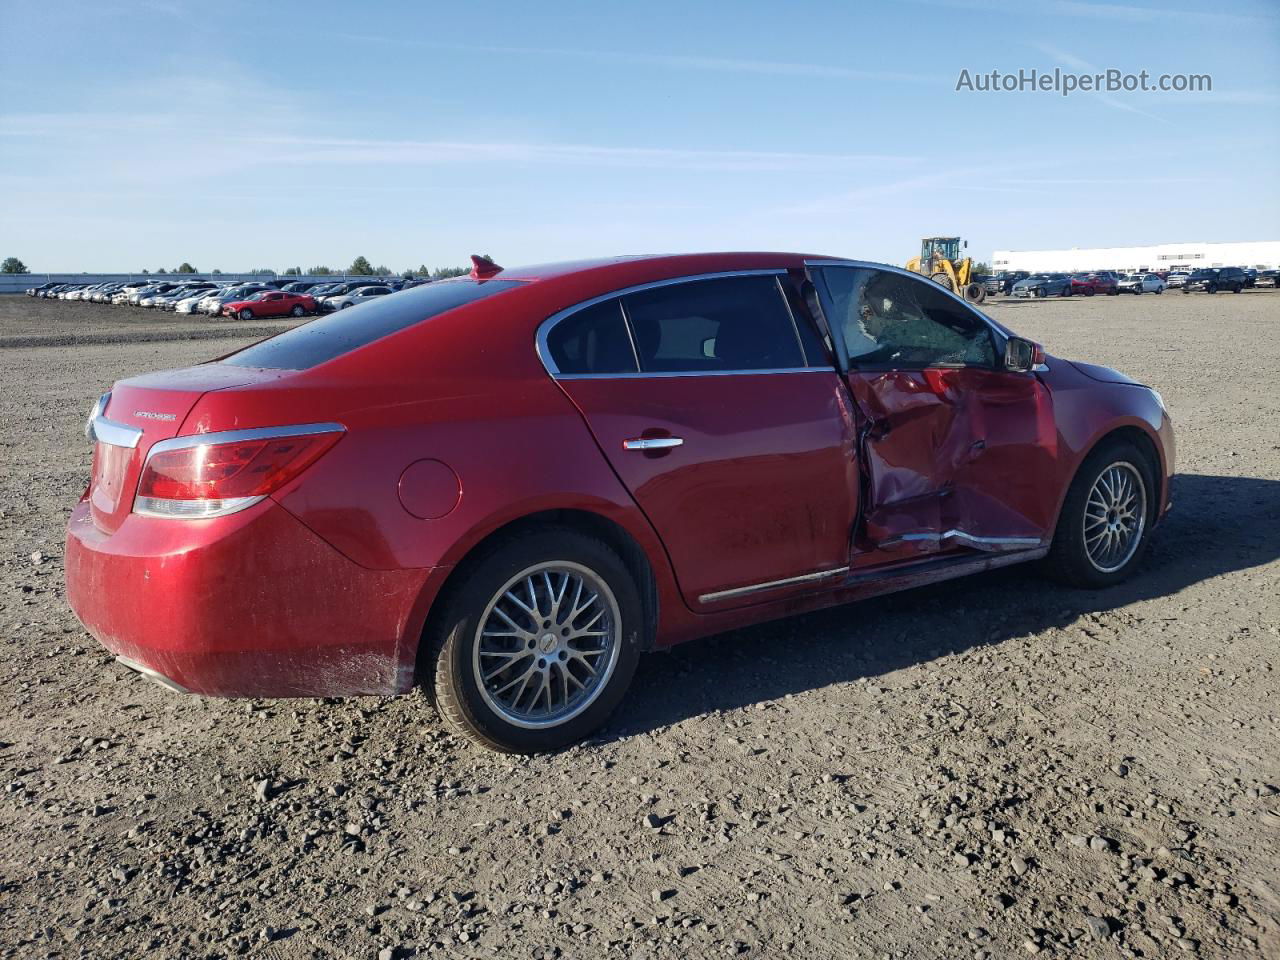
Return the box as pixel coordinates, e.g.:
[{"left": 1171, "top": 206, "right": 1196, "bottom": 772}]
[{"left": 1004, "top": 337, "right": 1045, "bottom": 373}]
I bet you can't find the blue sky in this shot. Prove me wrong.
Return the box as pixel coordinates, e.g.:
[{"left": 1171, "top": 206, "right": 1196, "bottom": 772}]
[{"left": 1, "top": 0, "right": 1277, "bottom": 272}]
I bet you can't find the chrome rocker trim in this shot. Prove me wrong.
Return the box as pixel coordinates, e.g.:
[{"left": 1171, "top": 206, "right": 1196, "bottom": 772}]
[{"left": 699, "top": 566, "right": 850, "bottom": 604}]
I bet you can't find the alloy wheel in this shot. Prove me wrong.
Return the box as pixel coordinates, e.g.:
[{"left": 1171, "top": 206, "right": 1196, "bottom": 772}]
[
  {"left": 472, "top": 562, "right": 621, "bottom": 729},
  {"left": 1083, "top": 462, "right": 1147, "bottom": 573}
]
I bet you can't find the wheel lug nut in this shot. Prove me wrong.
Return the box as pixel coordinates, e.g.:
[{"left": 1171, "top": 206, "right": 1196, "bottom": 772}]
[{"left": 558, "top": 651, "right": 567, "bottom": 660}]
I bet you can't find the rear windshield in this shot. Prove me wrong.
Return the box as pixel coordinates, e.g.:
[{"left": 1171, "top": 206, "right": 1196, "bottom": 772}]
[{"left": 223, "top": 278, "right": 524, "bottom": 370}]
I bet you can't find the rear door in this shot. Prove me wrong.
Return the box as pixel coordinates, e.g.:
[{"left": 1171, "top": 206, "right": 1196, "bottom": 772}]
[
  {"left": 807, "top": 263, "right": 1058, "bottom": 558},
  {"left": 543, "top": 271, "right": 858, "bottom": 609}
]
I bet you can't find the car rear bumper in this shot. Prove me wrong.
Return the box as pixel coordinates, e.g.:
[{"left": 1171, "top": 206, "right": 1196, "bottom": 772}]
[{"left": 65, "top": 498, "right": 433, "bottom": 698}]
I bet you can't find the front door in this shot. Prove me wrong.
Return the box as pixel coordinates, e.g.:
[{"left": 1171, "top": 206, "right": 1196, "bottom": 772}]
[
  {"left": 807, "top": 263, "right": 1058, "bottom": 558},
  {"left": 543, "top": 272, "right": 858, "bottom": 609}
]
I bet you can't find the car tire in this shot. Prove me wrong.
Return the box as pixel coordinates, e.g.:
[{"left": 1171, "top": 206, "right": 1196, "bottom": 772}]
[
  {"left": 1233, "top": 283, "right": 1243, "bottom": 293},
  {"left": 1084, "top": 287, "right": 1095, "bottom": 297},
  {"left": 1061, "top": 285, "right": 1072, "bottom": 297},
  {"left": 291, "top": 305, "right": 305, "bottom": 317},
  {"left": 1035, "top": 288, "right": 1047, "bottom": 299},
  {"left": 1155, "top": 287, "right": 1163, "bottom": 294},
  {"left": 1206, "top": 283, "right": 1217, "bottom": 294},
  {"left": 1045, "top": 438, "right": 1156, "bottom": 589},
  {"left": 426, "top": 528, "right": 645, "bottom": 753},
  {"left": 239, "top": 308, "right": 253, "bottom": 320}
]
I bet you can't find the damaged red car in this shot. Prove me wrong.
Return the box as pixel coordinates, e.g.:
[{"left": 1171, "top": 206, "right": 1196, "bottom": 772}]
[{"left": 66, "top": 253, "right": 1174, "bottom": 752}]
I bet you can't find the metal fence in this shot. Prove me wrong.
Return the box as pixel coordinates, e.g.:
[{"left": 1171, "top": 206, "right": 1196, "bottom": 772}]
[{"left": 0, "top": 273, "right": 399, "bottom": 296}]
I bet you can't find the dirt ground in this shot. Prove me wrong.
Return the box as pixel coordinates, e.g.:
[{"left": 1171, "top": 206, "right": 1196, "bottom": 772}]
[{"left": 1, "top": 291, "right": 1277, "bottom": 960}]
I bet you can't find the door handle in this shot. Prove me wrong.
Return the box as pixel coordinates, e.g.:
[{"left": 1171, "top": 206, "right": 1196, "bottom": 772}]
[{"left": 622, "top": 437, "right": 684, "bottom": 451}]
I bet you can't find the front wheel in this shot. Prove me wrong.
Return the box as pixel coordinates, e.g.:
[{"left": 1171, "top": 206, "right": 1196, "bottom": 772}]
[
  {"left": 238, "top": 308, "right": 253, "bottom": 320},
  {"left": 1045, "top": 440, "right": 1155, "bottom": 588},
  {"left": 1084, "top": 286, "right": 1096, "bottom": 297},
  {"left": 427, "top": 529, "right": 644, "bottom": 753}
]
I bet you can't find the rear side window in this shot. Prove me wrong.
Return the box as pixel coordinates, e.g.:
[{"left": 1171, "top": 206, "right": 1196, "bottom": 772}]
[
  {"left": 545, "top": 299, "right": 638, "bottom": 375},
  {"left": 622, "top": 275, "right": 806, "bottom": 373},
  {"left": 224, "top": 278, "right": 523, "bottom": 370}
]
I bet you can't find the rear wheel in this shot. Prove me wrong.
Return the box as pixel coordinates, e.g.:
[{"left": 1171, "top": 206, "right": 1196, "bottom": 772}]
[
  {"left": 427, "top": 529, "right": 644, "bottom": 753},
  {"left": 1046, "top": 439, "right": 1155, "bottom": 588},
  {"left": 1061, "top": 284, "right": 1072, "bottom": 297},
  {"left": 291, "top": 305, "right": 305, "bottom": 317},
  {"left": 930, "top": 271, "right": 953, "bottom": 292}
]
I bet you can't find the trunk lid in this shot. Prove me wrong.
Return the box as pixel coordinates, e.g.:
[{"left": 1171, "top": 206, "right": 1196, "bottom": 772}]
[{"left": 88, "top": 364, "right": 279, "bottom": 533}]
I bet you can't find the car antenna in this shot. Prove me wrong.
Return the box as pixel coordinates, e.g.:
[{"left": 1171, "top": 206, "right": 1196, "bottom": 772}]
[{"left": 470, "top": 254, "right": 503, "bottom": 279}]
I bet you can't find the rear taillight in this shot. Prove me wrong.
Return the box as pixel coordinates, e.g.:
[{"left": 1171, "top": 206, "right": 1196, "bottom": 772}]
[{"left": 134, "top": 423, "right": 343, "bottom": 519}]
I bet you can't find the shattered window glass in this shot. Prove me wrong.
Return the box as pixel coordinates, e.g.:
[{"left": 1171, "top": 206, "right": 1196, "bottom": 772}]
[{"left": 819, "top": 268, "right": 997, "bottom": 369}]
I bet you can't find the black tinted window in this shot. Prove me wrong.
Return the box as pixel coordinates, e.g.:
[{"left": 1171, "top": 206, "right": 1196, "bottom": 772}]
[
  {"left": 818, "top": 267, "right": 997, "bottom": 368},
  {"left": 224, "top": 278, "right": 523, "bottom": 370},
  {"left": 623, "top": 275, "right": 805, "bottom": 373},
  {"left": 546, "top": 299, "right": 637, "bottom": 375}
]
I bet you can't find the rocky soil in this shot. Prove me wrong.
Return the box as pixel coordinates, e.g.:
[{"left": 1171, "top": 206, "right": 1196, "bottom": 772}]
[{"left": 1, "top": 292, "right": 1277, "bottom": 959}]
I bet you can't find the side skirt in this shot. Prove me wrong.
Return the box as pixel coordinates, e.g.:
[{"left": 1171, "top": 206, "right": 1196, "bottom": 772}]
[{"left": 838, "top": 545, "right": 1051, "bottom": 599}]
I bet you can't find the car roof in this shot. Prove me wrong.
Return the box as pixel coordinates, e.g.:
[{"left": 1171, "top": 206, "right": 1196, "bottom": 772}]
[{"left": 497, "top": 252, "right": 822, "bottom": 283}]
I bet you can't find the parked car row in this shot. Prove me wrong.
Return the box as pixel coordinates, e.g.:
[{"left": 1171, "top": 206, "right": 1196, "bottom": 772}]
[
  {"left": 24, "top": 277, "right": 430, "bottom": 317},
  {"left": 981, "top": 265, "right": 1268, "bottom": 299}
]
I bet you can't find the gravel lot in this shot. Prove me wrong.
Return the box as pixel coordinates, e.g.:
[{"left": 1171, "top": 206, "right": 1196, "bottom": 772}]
[{"left": 1, "top": 291, "right": 1278, "bottom": 959}]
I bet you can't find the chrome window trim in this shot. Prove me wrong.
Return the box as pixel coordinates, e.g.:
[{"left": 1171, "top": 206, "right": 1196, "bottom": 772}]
[
  {"left": 699, "top": 565, "right": 850, "bottom": 604},
  {"left": 552, "top": 367, "right": 824, "bottom": 381},
  {"left": 535, "top": 269, "right": 792, "bottom": 379},
  {"left": 141, "top": 421, "right": 346, "bottom": 468},
  {"left": 89, "top": 415, "right": 143, "bottom": 449},
  {"left": 802, "top": 258, "right": 1012, "bottom": 365}
]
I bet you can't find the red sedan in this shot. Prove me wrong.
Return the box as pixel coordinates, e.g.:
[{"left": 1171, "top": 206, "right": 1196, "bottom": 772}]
[
  {"left": 222, "top": 290, "right": 317, "bottom": 320},
  {"left": 66, "top": 253, "right": 1175, "bottom": 752}
]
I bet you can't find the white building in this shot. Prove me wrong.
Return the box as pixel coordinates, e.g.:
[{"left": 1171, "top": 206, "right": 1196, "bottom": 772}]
[{"left": 991, "top": 240, "right": 1280, "bottom": 275}]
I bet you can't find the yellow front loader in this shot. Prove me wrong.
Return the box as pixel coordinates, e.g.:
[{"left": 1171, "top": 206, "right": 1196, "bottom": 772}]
[{"left": 906, "top": 237, "right": 986, "bottom": 304}]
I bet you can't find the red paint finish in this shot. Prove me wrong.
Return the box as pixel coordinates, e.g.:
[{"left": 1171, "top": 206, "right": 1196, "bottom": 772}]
[
  {"left": 397, "top": 459, "right": 461, "bottom": 520},
  {"left": 846, "top": 367, "right": 1058, "bottom": 549},
  {"left": 556, "top": 371, "right": 858, "bottom": 606},
  {"left": 64, "top": 252, "right": 1174, "bottom": 698},
  {"left": 65, "top": 498, "right": 429, "bottom": 696}
]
